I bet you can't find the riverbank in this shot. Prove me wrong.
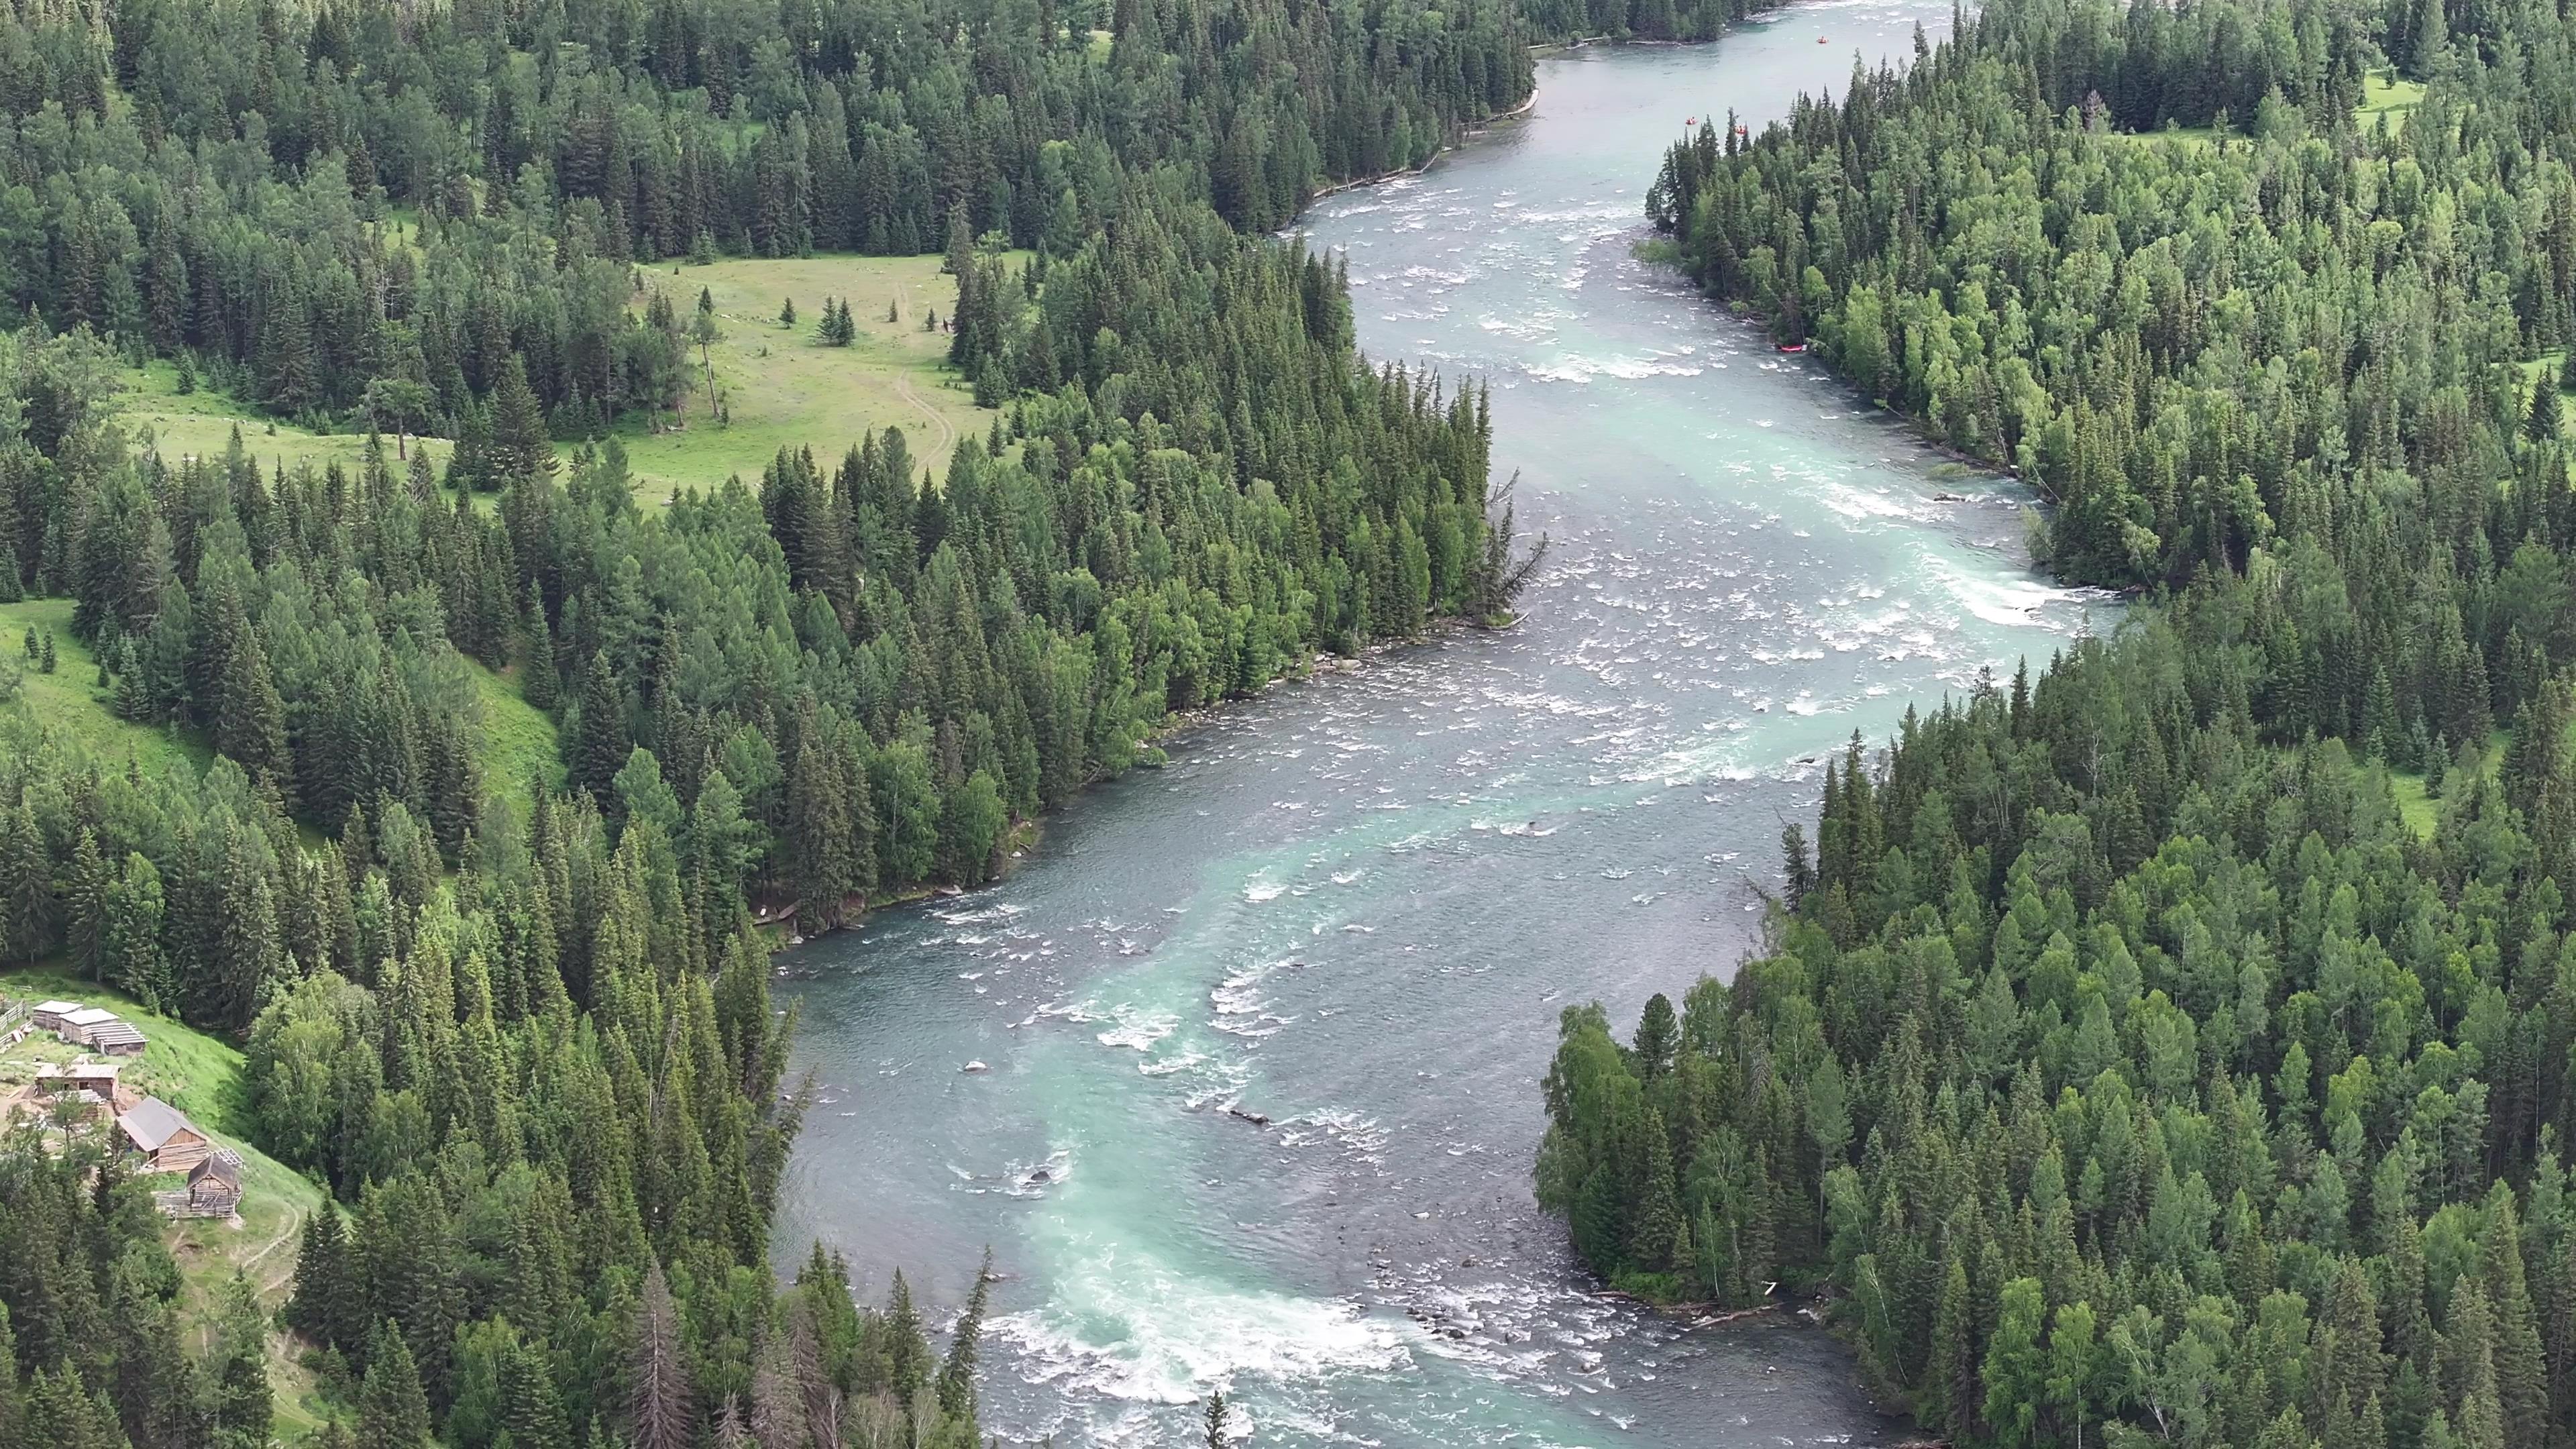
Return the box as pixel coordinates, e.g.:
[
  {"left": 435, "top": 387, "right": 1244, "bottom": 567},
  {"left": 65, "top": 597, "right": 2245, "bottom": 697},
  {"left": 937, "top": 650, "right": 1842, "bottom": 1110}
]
[{"left": 1303, "top": 89, "right": 1542, "bottom": 206}]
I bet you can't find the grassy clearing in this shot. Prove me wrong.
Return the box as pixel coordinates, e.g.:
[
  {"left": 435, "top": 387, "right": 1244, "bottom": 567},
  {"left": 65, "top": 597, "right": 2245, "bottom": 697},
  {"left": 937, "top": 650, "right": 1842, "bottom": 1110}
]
[
  {"left": 618, "top": 252, "right": 990, "bottom": 500},
  {"left": 474, "top": 661, "right": 565, "bottom": 813},
  {"left": 121, "top": 357, "right": 453, "bottom": 480},
  {"left": 2390, "top": 769, "right": 2440, "bottom": 839},
  {"left": 2104, "top": 74, "right": 2426, "bottom": 153},
  {"left": 2388, "top": 731, "right": 2508, "bottom": 841},
  {"left": 2361, "top": 71, "right": 2426, "bottom": 132},
  {"left": 0, "top": 968, "right": 333, "bottom": 1436},
  {"left": 0, "top": 596, "right": 208, "bottom": 774},
  {"left": 99, "top": 250, "right": 986, "bottom": 506}
]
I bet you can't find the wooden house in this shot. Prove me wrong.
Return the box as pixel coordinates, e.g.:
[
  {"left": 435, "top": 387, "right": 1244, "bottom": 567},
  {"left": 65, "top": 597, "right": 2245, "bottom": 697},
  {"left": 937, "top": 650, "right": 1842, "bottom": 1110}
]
[
  {"left": 30, "top": 1000, "right": 80, "bottom": 1032},
  {"left": 117, "top": 1096, "right": 211, "bottom": 1173},
  {"left": 182, "top": 1152, "right": 242, "bottom": 1217}
]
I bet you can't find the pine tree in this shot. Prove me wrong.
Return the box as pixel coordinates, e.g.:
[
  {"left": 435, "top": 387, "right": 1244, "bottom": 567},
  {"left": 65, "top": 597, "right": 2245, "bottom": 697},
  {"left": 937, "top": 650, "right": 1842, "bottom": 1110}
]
[
  {"left": 786, "top": 729, "right": 855, "bottom": 928},
  {"left": 1926, "top": 1256, "right": 1978, "bottom": 1439},
  {"left": 779, "top": 297, "right": 797, "bottom": 328},
  {"left": 934, "top": 1249, "right": 993, "bottom": 1422},
  {"left": 2530, "top": 378, "right": 2563, "bottom": 444},
  {"left": 2485, "top": 1194, "right": 2548, "bottom": 1449},
  {"left": 1205, "top": 1391, "right": 1231, "bottom": 1446},
  {"left": 0, "top": 796, "right": 54, "bottom": 963},
  {"left": 501, "top": 1342, "right": 575, "bottom": 1449},
  {"left": 692, "top": 286, "right": 722, "bottom": 402}
]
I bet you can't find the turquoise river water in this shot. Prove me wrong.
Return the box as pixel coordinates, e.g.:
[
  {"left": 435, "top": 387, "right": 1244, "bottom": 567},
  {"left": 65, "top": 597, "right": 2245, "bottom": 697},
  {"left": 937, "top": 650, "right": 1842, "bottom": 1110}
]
[{"left": 773, "top": 9, "right": 2112, "bottom": 1444}]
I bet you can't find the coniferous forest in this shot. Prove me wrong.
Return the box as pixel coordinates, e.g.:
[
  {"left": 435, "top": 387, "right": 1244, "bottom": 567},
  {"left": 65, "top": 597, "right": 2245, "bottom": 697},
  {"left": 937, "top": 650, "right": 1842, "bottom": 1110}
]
[
  {"left": 0, "top": 0, "right": 1550, "bottom": 1440},
  {"left": 42, "top": 0, "right": 2576, "bottom": 1434},
  {"left": 1543, "top": 0, "right": 2576, "bottom": 1446}
]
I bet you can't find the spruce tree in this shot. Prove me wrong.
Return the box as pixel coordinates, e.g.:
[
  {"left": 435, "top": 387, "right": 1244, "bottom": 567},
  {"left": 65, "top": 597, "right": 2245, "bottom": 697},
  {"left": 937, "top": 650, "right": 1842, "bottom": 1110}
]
[
  {"left": 209, "top": 1275, "right": 274, "bottom": 1444},
  {"left": 521, "top": 582, "right": 560, "bottom": 712},
  {"left": 572, "top": 655, "right": 631, "bottom": 802},
  {"left": 65, "top": 829, "right": 107, "bottom": 981},
  {"left": 356, "top": 1323, "right": 433, "bottom": 1448},
  {"left": 490, "top": 356, "right": 557, "bottom": 483},
  {"left": 217, "top": 631, "right": 293, "bottom": 802}
]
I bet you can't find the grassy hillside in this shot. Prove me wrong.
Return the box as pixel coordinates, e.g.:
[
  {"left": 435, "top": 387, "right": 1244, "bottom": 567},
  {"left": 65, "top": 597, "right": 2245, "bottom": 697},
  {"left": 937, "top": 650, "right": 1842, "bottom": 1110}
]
[
  {"left": 0, "top": 597, "right": 206, "bottom": 774},
  {"left": 0, "top": 596, "right": 560, "bottom": 814},
  {"left": 2390, "top": 731, "right": 2510, "bottom": 840},
  {"left": 474, "top": 660, "right": 567, "bottom": 813},
  {"left": 123, "top": 356, "right": 454, "bottom": 480},
  {"left": 102, "top": 252, "right": 989, "bottom": 505},
  {"left": 0, "top": 969, "right": 332, "bottom": 1437},
  {"left": 619, "top": 252, "right": 990, "bottom": 498}
]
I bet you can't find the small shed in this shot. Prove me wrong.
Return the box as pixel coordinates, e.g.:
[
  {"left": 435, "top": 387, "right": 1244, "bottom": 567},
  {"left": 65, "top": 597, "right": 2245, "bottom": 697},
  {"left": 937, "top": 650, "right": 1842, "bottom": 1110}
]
[
  {"left": 58, "top": 1006, "right": 120, "bottom": 1044},
  {"left": 184, "top": 1151, "right": 243, "bottom": 1217},
  {"left": 85, "top": 1020, "right": 146, "bottom": 1055},
  {"left": 31, "top": 1000, "right": 81, "bottom": 1032},
  {"left": 117, "top": 1096, "right": 211, "bottom": 1173},
  {"left": 34, "top": 1061, "right": 121, "bottom": 1098}
]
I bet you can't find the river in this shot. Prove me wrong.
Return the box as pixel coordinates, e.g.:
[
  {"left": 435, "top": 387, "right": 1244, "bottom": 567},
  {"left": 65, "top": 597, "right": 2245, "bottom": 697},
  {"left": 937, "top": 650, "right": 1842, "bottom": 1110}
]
[{"left": 773, "top": 7, "right": 2109, "bottom": 1444}]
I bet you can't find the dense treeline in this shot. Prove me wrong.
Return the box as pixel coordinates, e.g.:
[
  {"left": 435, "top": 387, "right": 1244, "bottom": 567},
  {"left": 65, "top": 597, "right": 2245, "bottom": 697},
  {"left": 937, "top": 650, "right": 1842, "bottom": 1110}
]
[
  {"left": 1551, "top": 0, "right": 2576, "bottom": 1445},
  {"left": 1516, "top": 0, "right": 1778, "bottom": 44},
  {"left": 0, "top": 0, "right": 1529, "bottom": 458}
]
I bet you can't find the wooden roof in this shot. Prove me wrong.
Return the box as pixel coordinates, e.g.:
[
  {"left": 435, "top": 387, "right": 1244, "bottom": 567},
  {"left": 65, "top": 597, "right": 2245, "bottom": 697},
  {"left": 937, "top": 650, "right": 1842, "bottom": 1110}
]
[
  {"left": 117, "top": 1097, "right": 199, "bottom": 1152},
  {"left": 189, "top": 1150, "right": 242, "bottom": 1188}
]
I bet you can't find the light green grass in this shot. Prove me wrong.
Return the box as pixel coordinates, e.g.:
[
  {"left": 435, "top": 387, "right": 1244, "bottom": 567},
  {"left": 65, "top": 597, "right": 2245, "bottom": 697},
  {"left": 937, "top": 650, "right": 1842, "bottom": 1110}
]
[
  {"left": 1, "top": 596, "right": 555, "bottom": 822},
  {"left": 0, "top": 968, "right": 333, "bottom": 1436},
  {"left": 2390, "top": 770, "right": 2438, "bottom": 839},
  {"left": 121, "top": 358, "right": 452, "bottom": 480},
  {"left": 2361, "top": 72, "right": 2426, "bottom": 132},
  {"left": 0, "top": 596, "right": 208, "bottom": 774},
  {"left": 619, "top": 252, "right": 990, "bottom": 501},
  {"left": 2388, "top": 731, "right": 2508, "bottom": 841},
  {"left": 474, "top": 662, "right": 564, "bottom": 813}
]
